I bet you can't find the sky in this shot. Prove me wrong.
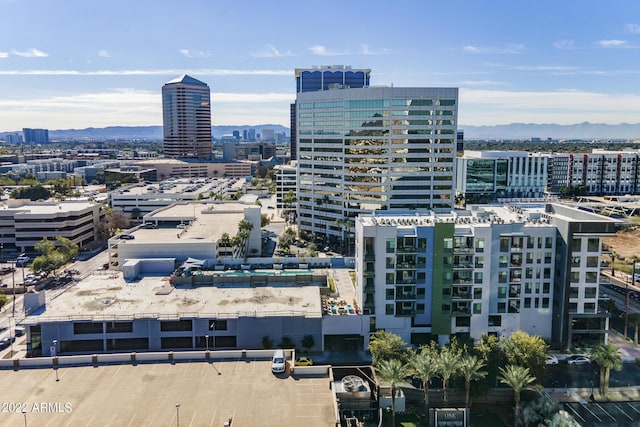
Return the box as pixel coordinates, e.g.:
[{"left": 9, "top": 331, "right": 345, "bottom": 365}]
[{"left": 2, "top": 0, "right": 640, "bottom": 132}]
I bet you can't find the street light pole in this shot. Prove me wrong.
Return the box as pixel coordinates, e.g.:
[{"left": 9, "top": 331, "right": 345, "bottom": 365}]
[
  {"left": 175, "top": 403, "right": 180, "bottom": 427},
  {"left": 22, "top": 409, "right": 27, "bottom": 427},
  {"left": 205, "top": 334, "right": 209, "bottom": 352},
  {"left": 625, "top": 277, "right": 630, "bottom": 339}
]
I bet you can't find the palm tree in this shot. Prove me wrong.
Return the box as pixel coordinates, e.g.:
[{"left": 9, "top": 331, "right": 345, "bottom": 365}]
[
  {"left": 376, "top": 359, "right": 411, "bottom": 427},
  {"left": 628, "top": 312, "right": 640, "bottom": 346},
  {"left": 499, "top": 365, "right": 537, "bottom": 426},
  {"left": 436, "top": 349, "right": 461, "bottom": 405},
  {"left": 459, "top": 354, "right": 487, "bottom": 409},
  {"left": 409, "top": 350, "right": 438, "bottom": 416},
  {"left": 237, "top": 219, "right": 254, "bottom": 258},
  {"left": 590, "top": 344, "right": 622, "bottom": 396}
]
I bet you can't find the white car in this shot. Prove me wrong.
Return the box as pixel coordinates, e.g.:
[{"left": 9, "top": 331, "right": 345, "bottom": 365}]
[
  {"left": 566, "top": 355, "right": 591, "bottom": 365},
  {"left": 546, "top": 355, "right": 559, "bottom": 365}
]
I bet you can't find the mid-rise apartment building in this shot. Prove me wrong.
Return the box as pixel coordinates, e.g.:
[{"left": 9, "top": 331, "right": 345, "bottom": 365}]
[
  {"left": 296, "top": 86, "right": 458, "bottom": 246},
  {"left": 355, "top": 203, "right": 615, "bottom": 349}
]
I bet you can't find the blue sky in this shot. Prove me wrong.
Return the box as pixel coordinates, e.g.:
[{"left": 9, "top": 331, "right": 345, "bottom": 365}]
[{"left": 1, "top": 0, "right": 640, "bottom": 131}]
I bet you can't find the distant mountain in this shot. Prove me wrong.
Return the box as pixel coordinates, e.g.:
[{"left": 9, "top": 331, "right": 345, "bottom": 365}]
[
  {"left": 1, "top": 124, "right": 290, "bottom": 141},
  {"left": 460, "top": 122, "right": 640, "bottom": 140},
  {"left": 3, "top": 122, "right": 640, "bottom": 141}
]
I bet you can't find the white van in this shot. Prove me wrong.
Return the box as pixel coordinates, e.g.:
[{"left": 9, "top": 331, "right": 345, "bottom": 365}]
[{"left": 271, "top": 349, "right": 286, "bottom": 373}]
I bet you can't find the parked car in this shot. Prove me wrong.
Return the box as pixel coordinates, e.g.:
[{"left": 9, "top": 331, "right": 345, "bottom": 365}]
[
  {"left": 566, "top": 355, "right": 591, "bottom": 365},
  {"left": 295, "top": 357, "right": 314, "bottom": 366},
  {"left": 546, "top": 355, "right": 559, "bottom": 365}
]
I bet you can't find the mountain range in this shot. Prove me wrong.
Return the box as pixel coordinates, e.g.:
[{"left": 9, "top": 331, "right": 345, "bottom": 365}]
[{"left": 2, "top": 122, "right": 640, "bottom": 141}]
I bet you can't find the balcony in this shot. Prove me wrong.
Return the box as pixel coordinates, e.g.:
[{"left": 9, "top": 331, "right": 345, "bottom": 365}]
[
  {"left": 453, "top": 246, "right": 474, "bottom": 254},
  {"left": 396, "top": 262, "right": 417, "bottom": 271},
  {"left": 395, "top": 291, "right": 417, "bottom": 301},
  {"left": 364, "top": 252, "right": 375, "bottom": 261},
  {"left": 453, "top": 263, "right": 474, "bottom": 270},
  {"left": 396, "top": 309, "right": 416, "bottom": 317},
  {"left": 396, "top": 278, "right": 417, "bottom": 285},
  {"left": 396, "top": 246, "right": 417, "bottom": 254},
  {"left": 452, "top": 290, "right": 471, "bottom": 300},
  {"left": 363, "top": 270, "right": 375, "bottom": 277}
]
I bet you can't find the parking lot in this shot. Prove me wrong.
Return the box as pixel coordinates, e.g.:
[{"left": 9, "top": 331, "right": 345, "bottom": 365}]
[
  {"left": 0, "top": 360, "right": 336, "bottom": 427},
  {"left": 563, "top": 401, "right": 640, "bottom": 426}
]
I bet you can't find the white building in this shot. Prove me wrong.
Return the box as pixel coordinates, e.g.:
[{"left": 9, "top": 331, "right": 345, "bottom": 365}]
[
  {"left": 0, "top": 200, "right": 102, "bottom": 253},
  {"left": 354, "top": 203, "right": 616, "bottom": 349},
  {"left": 296, "top": 86, "right": 458, "bottom": 246}
]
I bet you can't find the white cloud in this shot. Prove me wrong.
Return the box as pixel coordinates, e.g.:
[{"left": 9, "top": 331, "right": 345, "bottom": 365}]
[
  {"left": 0, "top": 52, "right": 8, "bottom": 58},
  {"left": 11, "top": 48, "right": 48, "bottom": 58},
  {"left": 179, "top": 49, "right": 211, "bottom": 58},
  {"left": 459, "top": 88, "right": 640, "bottom": 125},
  {"left": 463, "top": 44, "right": 525, "bottom": 54},
  {"left": 626, "top": 23, "right": 640, "bottom": 34},
  {"left": 251, "top": 44, "right": 293, "bottom": 58},
  {"left": 0, "top": 89, "right": 293, "bottom": 130},
  {"left": 553, "top": 39, "right": 575, "bottom": 50},
  {"left": 308, "top": 45, "right": 349, "bottom": 56},
  {"left": 0, "top": 68, "right": 291, "bottom": 76},
  {"left": 360, "top": 44, "right": 390, "bottom": 55},
  {"left": 596, "top": 39, "right": 630, "bottom": 48},
  {"left": 98, "top": 50, "right": 111, "bottom": 58}
]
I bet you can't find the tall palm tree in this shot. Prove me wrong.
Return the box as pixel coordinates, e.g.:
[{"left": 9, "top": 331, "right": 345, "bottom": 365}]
[
  {"left": 628, "top": 312, "right": 640, "bottom": 346},
  {"left": 376, "top": 359, "right": 411, "bottom": 427},
  {"left": 409, "top": 350, "right": 438, "bottom": 416},
  {"left": 499, "top": 364, "right": 537, "bottom": 426},
  {"left": 459, "top": 354, "right": 487, "bottom": 409},
  {"left": 436, "top": 350, "right": 461, "bottom": 405},
  {"left": 590, "top": 344, "right": 622, "bottom": 396}
]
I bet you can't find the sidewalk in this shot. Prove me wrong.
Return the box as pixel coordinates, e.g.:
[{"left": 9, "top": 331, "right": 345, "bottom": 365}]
[{"left": 608, "top": 329, "right": 640, "bottom": 361}]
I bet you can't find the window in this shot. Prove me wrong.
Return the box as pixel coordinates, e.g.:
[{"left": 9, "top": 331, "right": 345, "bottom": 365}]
[
  {"left": 416, "top": 303, "right": 425, "bottom": 314},
  {"left": 572, "top": 238, "right": 581, "bottom": 252},
  {"left": 456, "top": 317, "right": 471, "bottom": 327},
  {"left": 160, "top": 320, "right": 192, "bottom": 332},
  {"left": 542, "top": 297, "right": 550, "bottom": 308},
  {"left": 386, "top": 238, "right": 395, "bottom": 253},
  {"left": 524, "top": 298, "right": 531, "bottom": 308},
  {"left": 586, "top": 256, "right": 599, "bottom": 268},
  {"left": 74, "top": 322, "right": 103, "bottom": 335},
  {"left": 499, "top": 271, "right": 507, "bottom": 283},
  {"left": 587, "top": 238, "right": 599, "bottom": 252},
  {"left": 474, "top": 272, "right": 483, "bottom": 284},
  {"left": 475, "top": 238, "right": 484, "bottom": 252},
  {"left": 386, "top": 257, "right": 395, "bottom": 268},
  {"left": 570, "top": 272, "right": 580, "bottom": 283},
  {"left": 584, "top": 302, "right": 596, "bottom": 313},
  {"left": 525, "top": 282, "right": 532, "bottom": 294},
  {"left": 584, "top": 287, "right": 597, "bottom": 298},
  {"left": 571, "top": 256, "right": 581, "bottom": 267},
  {"left": 417, "top": 256, "right": 426, "bottom": 268},
  {"left": 585, "top": 272, "right": 598, "bottom": 283},
  {"left": 475, "top": 256, "right": 484, "bottom": 268},
  {"left": 488, "top": 315, "right": 501, "bottom": 326},
  {"left": 497, "top": 302, "right": 506, "bottom": 313},
  {"left": 441, "top": 304, "right": 451, "bottom": 314},
  {"left": 417, "top": 238, "right": 427, "bottom": 250},
  {"left": 386, "top": 273, "right": 395, "bottom": 284},
  {"left": 499, "top": 256, "right": 508, "bottom": 268},
  {"left": 473, "top": 288, "right": 482, "bottom": 299},
  {"left": 543, "top": 282, "right": 550, "bottom": 293},
  {"left": 386, "top": 288, "right": 395, "bottom": 300},
  {"left": 442, "top": 288, "right": 451, "bottom": 296},
  {"left": 106, "top": 322, "right": 133, "bottom": 333},
  {"left": 545, "top": 237, "right": 553, "bottom": 248},
  {"left": 443, "top": 238, "right": 453, "bottom": 250},
  {"left": 500, "top": 237, "right": 509, "bottom": 252},
  {"left": 386, "top": 304, "right": 394, "bottom": 315},
  {"left": 473, "top": 303, "right": 482, "bottom": 314},
  {"left": 498, "top": 286, "right": 507, "bottom": 298}
]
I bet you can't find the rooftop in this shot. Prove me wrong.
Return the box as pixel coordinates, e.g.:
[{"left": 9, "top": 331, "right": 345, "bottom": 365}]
[
  {"left": 164, "top": 74, "right": 208, "bottom": 86},
  {"left": 24, "top": 272, "right": 323, "bottom": 324}
]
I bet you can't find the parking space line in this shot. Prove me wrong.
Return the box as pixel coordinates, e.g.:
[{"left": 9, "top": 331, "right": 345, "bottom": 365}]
[
  {"left": 594, "top": 403, "right": 616, "bottom": 421},
  {"left": 564, "top": 404, "right": 585, "bottom": 423},
  {"left": 614, "top": 404, "right": 634, "bottom": 421},
  {"left": 104, "top": 413, "right": 118, "bottom": 427},
  {"left": 626, "top": 402, "right": 640, "bottom": 414},
  {"left": 581, "top": 403, "right": 602, "bottom": 423},
  {"left": 188, "top": 410, "right": 197, "bottom": 427},
  {"left": 126, "top": 413, "right": 138, "bottom": 427},
  {"left": 208, "top": 407, "right": 217, "bottom": 427}
]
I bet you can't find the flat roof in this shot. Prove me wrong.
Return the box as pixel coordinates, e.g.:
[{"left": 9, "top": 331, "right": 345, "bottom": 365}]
[
  {"left": 25, "top": 272, "right": 323, "bottom": 323},
  {"left": 0, "top": 200, "right": 96, "bottom": 214},
  {"left": 116, "top": 178, "right": 226, "bottom": 197},
  {"left": 0, "top": 360, "right": 335, "bottom": 427}
]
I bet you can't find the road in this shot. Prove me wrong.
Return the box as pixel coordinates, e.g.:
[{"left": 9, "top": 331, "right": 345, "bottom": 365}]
[{"left": 546, "top": 361, "right": 640, "bottom": 389}]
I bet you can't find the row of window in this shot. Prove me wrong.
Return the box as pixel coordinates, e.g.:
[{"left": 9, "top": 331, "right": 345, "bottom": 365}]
[{"left": 73, "top": 320, "right": 228, "bottom": 335}]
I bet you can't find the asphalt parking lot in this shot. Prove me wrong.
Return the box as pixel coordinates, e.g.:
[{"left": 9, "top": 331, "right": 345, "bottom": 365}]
[{"left": 0, "top": 360, "right": 335, "bottom": 427}]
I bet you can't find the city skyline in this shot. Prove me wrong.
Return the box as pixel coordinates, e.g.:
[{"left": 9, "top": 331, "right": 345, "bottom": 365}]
[{"left": 1, "top": 0, "right": 640, "bottom": 131}]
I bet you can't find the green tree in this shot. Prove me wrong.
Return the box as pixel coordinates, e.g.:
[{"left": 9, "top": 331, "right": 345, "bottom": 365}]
[
  {"left": 261, "top": 336, "right": 273, "bottom": 349},
  {"left": 219, "top": 233, "right": 232, "bottom": 248},
  {"left": 628, "top": 313, "right": 640, "bottom": 346},
  {"left": 0, "top": 294, "right": 8, "bottom": 310},
  {"left": 301, "top": 335, "right": 315, "bottom": 351},
  {"left": 590, "top": 344, "right": 622, "bottom": 396},
  {"left": 376, "top": 359, "right": 411, "bottom": 427},
  {"left": 502, "top": 331, "right": 548, "bottom": 380},
  {"left": 34, "top": 237, "right": 56, "bottom": 256},
  {"left": 261, "top": 213, "right": 270, "bottom": 228},
  {"left": 98, "top": 206, "right": 130, "bottom": 239},
  {"left": 368, "top": 330, "right": 413, "bottom": 367},
  {"left": 131, "top": 207, "right": 141, "bottom": 219},
  {"left": 11, "top": 184, "right": 51, "bottom": 201},
  {"left": 459, "top": 354, "right": 487, "bottom": 409},
  {"left": 474, "top": 334, "right": 506, "bottom": 387},
  {"left": 55, "top": 236, "right": 79, "bottom": 262},
  {"left": 436, "top": 347, "right": 461, "bottom": 405},
  {"left": 609, "top": 250, "right": 619, "bottom": 276},
  {"left": 409, "top": 346, "right": 438, "bottom": 416},
  {"left": 519, "top": 394, "right": 561, "bottom": 427},
  {"left": 499, "top": 365, "right": 537, "bottom": 426}
]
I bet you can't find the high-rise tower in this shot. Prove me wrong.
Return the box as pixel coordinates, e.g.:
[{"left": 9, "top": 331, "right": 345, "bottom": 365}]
[
  {"left": 290, "top": 65, "right": 371, "bottom": 160},
  {"left": 162, "top": 75, "right": 212, "bottom": 159}
]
